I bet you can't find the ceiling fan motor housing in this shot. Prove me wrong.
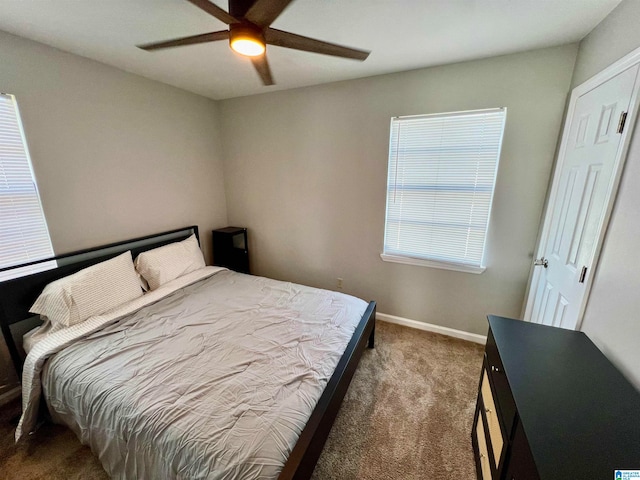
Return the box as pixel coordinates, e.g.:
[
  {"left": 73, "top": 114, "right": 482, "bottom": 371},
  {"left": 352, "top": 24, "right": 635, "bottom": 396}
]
[{"left": 229, "top": 23, "right": 266, "bottom": 54}]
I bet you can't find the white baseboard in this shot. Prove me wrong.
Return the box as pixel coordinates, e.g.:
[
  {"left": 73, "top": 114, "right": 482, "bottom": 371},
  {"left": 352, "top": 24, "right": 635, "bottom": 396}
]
[
  {"left": 0, "top": 386, "right": 20, "bottom": 406},
  {"left": 377, "top": 312, "right": 487, "bottom": 344}
]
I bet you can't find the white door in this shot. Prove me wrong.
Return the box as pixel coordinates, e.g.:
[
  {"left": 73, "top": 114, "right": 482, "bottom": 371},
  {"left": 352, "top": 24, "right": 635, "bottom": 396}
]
[{"left": 525, "top": 64, "right": 639, "bottom": 329}]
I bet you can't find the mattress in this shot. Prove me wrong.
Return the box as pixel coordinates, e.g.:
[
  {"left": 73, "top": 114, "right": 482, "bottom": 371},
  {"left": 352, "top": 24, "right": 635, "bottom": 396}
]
[{"left": 20, "top": 267, "right": 367, "bottom": 479}]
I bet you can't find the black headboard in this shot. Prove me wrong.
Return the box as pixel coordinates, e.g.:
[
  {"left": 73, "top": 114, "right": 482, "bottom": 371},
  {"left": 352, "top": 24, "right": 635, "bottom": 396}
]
[{"left": 0, "top": 225, "right": 199, "bottom": 377}]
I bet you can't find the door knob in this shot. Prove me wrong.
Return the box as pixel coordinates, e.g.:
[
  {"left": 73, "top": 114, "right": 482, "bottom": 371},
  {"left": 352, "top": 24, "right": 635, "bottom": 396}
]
[{"left": 534, "top": 257, "right": 548, "bottom": 268}]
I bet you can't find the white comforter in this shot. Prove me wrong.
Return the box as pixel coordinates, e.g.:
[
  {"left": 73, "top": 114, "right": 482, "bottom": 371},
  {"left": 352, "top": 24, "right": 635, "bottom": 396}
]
[{"left": 18, "top": 267, "right": 367, "bottom": 479}]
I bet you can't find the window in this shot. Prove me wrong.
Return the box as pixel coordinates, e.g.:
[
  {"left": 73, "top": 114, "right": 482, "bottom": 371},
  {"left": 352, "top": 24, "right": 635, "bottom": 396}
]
[
  {"left": 0, "top": 93, "right": 55, "bottom": 281},
  {"left": 381, "top": 108, "right": 506, "bottom": 273}
]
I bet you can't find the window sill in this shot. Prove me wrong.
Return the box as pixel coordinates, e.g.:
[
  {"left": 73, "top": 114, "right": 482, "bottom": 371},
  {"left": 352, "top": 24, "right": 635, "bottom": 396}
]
[{"left": 380, "top": 253, "right": 486, "bottom": 274}]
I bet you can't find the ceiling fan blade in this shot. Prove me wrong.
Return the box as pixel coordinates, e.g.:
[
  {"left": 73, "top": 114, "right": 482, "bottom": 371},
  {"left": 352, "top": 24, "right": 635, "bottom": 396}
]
[
  {"left": 185, "top": 0, "right": 237, "bottom": 24},
  {"left": 245, "top": 0, "right": 294, "bottom": 28},
  {"left": 265, "top": 29, "right": 370, "bottom": 61},
  {"left": 251, "top": 55, "right": 275, "bottom": 86},
  {"left": 138, "top": 30, "right": 229, "bottom": 51}
]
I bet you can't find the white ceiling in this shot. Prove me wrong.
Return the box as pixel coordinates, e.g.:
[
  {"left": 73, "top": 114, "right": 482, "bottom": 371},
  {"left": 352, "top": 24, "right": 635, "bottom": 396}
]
[{"left": 0, "top": 0, "right": 621, "bottom": 100}]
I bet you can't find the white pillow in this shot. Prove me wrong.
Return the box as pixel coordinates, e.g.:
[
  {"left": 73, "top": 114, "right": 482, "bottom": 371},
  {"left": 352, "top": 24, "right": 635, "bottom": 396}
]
[
  {"left": 30, "top": 251, "right": 143, "bottom": 328},
  {"left": 134, "top": 234, "right": 205, "bottom": 291}
]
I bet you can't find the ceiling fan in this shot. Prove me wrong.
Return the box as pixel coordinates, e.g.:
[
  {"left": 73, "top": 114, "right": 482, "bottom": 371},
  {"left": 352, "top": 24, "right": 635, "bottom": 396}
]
[{"left": 137, "top": 0, "right": 371, "bottom": 86}]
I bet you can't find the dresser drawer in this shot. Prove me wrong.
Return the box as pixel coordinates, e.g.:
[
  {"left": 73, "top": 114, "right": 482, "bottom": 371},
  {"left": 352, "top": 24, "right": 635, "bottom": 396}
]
[
  {"left": 475, "top": 413, "right": 493, "bottom": 480},
  {"left": 480, "top": 369, "right": 504, "bottom": 468},
  {"left": 485, "top": 330, "right": 516, "bottom": 437}
]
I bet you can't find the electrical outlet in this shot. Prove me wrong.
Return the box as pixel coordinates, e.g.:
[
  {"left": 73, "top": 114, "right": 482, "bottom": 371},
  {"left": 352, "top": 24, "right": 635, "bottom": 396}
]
[{"left": 336, "top": 278, "right": 343, "bottom": 290}]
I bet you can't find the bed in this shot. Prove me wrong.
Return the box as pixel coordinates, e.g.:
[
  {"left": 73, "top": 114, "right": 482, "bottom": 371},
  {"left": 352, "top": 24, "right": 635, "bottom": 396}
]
[{"left": 0, "top": 226, "right": 376, "bottom": 480}]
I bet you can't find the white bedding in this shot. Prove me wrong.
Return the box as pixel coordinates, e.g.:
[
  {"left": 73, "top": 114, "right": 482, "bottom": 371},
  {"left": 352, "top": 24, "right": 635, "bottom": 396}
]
[
  {"left": 18, "top": 267, "right": 368, "bottom": 479},
  {"left": 17, "top": 266, "right": 227, "bottom": 441}
]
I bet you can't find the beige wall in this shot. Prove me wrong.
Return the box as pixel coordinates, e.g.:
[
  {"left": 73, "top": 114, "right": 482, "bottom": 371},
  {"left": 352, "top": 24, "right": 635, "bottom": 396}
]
[
  {"left": 0, "top": 30, "right": 227, "bottom": 395},
  {"left": 0, "top": 30, "right": 228, "bottom": 261},
  {"left": 571, "top": 0, "right": 640, "bottom": 88},
  {"left": 571, "top": 0, "right": 640, "bottom": 389},
  {"left": 219, "top": 45, "right": 578, "bottom": 336}
]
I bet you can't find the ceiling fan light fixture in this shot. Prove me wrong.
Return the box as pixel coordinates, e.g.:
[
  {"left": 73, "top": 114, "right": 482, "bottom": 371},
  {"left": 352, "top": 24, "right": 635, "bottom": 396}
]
[
  {"left": 229, "top": 24, "right": 265, "bottom": 57},
  {"left": 138, "top": 0, "right": 371, "bottom": 87}
]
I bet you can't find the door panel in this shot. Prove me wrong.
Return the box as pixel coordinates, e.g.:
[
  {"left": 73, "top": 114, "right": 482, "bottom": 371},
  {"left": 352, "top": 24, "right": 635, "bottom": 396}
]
[{"left": 568, "top": 164, "right": 601, "bottom": 267}]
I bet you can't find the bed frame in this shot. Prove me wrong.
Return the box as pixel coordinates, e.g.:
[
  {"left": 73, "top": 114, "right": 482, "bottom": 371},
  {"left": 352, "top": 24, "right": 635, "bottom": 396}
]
[{"left": 0, "top": 226, "right": 376, "bottom": 480}]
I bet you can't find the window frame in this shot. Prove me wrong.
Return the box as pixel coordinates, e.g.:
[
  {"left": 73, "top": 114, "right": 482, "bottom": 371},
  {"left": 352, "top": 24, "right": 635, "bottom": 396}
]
[{"left": 380, "top": 107, "right": 507, "bottom": 274}]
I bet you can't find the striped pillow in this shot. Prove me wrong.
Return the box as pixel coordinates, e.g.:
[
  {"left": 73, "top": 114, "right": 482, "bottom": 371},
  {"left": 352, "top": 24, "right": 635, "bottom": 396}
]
[
  {"left": 134, "top": 234, "right": 205, "bottom": 291},
  {"left": 30, "top": 251, "right": 143, "bottom": 328}
]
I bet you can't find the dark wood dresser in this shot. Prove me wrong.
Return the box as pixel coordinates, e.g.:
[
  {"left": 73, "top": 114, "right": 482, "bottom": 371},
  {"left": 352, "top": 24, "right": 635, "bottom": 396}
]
[{"left": 473, "top": 315, "right": 640, "bottom": 479}]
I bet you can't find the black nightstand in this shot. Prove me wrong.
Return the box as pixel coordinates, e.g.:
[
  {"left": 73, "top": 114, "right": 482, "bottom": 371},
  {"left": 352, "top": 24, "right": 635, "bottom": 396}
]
[{"left": 212, "top": 227, "right": 250, "bottom": 274}]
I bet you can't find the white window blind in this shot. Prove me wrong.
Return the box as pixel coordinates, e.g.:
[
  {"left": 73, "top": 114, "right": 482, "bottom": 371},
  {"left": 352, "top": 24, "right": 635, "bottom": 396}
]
[
  {"left": 382, "top": 108, "right": 506, "bottom": 272},
  {"left": 0, "top": 93, "right": 55, "bottom": 281}
]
